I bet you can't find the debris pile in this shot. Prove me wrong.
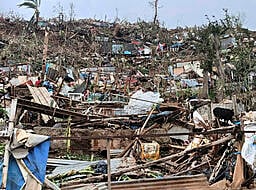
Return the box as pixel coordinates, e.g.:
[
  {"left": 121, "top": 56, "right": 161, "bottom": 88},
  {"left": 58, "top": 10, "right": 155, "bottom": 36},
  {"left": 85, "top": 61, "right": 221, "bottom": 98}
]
[{"left": 0, "top": 15, "right": 256, "bottom": 190}]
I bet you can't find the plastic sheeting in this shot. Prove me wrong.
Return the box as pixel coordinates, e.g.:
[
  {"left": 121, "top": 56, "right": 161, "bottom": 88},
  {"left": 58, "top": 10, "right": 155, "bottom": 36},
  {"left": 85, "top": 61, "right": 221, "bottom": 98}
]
[
  {"left": 241, "top": 123, "right": 256, "bottom": 170},
  {"left": 59, "top": 83, "right": 75, "bottom": 96},
  {"left": 23, "top": 140, "right": 50, "bottom": 183},
  {"left": 0, "top": 130, "right": 50, "bottom": 190},
  {"left": 180, "top": 79, "right": 199, "bottom": 87},
  {"left": 6, "top": 155, "right": 25, "bottom": 190},
  {"left": 193, "top": 111, "right": 209, "bottom": 129}
]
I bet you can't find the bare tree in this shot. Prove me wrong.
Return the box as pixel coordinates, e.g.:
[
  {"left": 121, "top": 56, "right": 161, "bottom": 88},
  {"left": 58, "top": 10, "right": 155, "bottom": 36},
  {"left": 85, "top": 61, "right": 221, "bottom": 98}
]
[
  {"left": 149, "top": 0, "right": 160, "bottom": 25},
  {"left": 69, "top": 2, "right": 75, "bottom": 22},
  {"left": 115, "top": 8, "right": 119, "bottom": 23}
]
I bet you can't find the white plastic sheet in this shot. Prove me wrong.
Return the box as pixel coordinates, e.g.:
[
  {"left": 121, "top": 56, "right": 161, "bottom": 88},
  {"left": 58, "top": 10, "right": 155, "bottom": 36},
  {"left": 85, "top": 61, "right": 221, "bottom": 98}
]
[
  {"left": 193, "top": 111, "right": 208, "bottom": 128},
  {"left": 241, "top": 123, "right": 256, "bottom": 169}
]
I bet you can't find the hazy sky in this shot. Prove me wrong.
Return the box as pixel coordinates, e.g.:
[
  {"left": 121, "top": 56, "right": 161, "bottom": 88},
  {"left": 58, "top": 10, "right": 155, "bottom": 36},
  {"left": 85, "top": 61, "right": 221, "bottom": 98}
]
[{"left": 1, "top": 0, "right": 256, "bottom": 30}]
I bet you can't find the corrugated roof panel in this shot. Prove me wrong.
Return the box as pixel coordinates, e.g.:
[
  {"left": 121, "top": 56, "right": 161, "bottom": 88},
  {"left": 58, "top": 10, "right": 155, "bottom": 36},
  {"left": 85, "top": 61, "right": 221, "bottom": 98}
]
[{"left": 111, "top": 174, "right": 213, "bottom": 190}]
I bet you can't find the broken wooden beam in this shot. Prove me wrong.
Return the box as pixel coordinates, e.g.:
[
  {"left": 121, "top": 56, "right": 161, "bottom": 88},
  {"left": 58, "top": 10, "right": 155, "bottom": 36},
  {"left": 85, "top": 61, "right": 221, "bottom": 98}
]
[{"left": 17, "top": 98, "right": 87, "bottom": 119}]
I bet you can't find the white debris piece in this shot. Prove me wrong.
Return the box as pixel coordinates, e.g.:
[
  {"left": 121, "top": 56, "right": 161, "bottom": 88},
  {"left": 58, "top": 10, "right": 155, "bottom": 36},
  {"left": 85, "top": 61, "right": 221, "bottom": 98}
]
[{"left": 124, "top": 89, "right": 164, "bottom": 115}]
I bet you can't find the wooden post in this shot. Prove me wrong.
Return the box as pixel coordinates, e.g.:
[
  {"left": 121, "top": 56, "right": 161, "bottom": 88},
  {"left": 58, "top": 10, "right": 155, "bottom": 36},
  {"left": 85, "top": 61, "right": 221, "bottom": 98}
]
[
  {"left": 1, "top": 99, "right": 17, "bottom": 188},
  {"left": 137, "top": 105, "right": 156, "bottom": 135},
  {"left": 3, "top": 82, "right": 5, "bottom": 110},
  {"left": 42, "top": 30, "right": 49, "bottom": 62},
  {"left": 232, "top": 95, "right": 238, "bottom": 117},
  {"left": 107, "top": 138, "right": 111, "bottom": 190},
  {"left": 208, "top": 103, "right": 212, "bottom": 128},
  {"left": 56, "top": 77, "right": 65, "bottom": 95},
  {"left": 66, "top": 98, "right": 72, "bottom": 153}
]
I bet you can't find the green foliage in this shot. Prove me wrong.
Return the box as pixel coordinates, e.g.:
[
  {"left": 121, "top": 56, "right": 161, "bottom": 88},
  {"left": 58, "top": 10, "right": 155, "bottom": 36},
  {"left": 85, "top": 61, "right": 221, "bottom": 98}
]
[
  {"left": 60, "top": 152, "right": 103, "bottom": 161},
  {"left": 0, "top": 143, "right": 5, "bottom": 157},
  {"left": 18, "top": 0, "right": 40, "bottom": 10},
  {"left": 18, "top": 0, "right": 41, "bottom": 27},
  {"left": 208, "top": 88, "right": 216, "bottom": 101},
  {"left": 138, "top": 66, "right": 149, "bottom": 75},
  {"left": 231, "top": 29, "right": 255, "bottom": 83},
  {"left": 0, "top": 106, "right": 8, "bottom": 118},
  {"left": 47, "top": 165, "right": 94, "bottom": 183},
  {"left": 187, "top": 10, "right": 245, "bottom": 100},
  {"left": 18, "top": 2, "right": 37, "bottom": 9},
  {"left": 176, "top": 87, "right": 199, "bottom": 100},
  {"left": 118, "top": 174, "right": 132, "bottom": 181},
  {"left": 188, "top": 9, "right": 243, "bottom": 72}
]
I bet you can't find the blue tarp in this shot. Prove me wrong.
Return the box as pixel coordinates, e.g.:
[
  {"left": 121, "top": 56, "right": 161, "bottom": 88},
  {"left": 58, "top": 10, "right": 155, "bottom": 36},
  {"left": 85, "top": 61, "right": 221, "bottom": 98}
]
[
  {"left": 0, "top": 139, "right": 50, "bottom": 190},
  {"left": 6, "top": 155, "right": 25, "bottom": 190},
  {"left": 124, "top": 50, "right": 132, "bottom": 55},
  {"left": 23, "top": 139, "right": 50, "bottom": 183},
  {"left": 180, "top": 79, "right": 199, "bottom": 87},
  {"left": 45, "top": 63, "right": 50, "bottom": 74},
  {"left": 171, "top": 43, "right": 183, "bottom": 48}
]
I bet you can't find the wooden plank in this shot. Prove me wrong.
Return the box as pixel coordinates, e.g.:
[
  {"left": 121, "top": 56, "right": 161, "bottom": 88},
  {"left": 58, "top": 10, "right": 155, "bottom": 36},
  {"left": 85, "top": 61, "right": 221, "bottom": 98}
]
[
  {"left": 27, "top": 85, "right": 42, "bottom": 104},
  {"left": 40, "top": 87, "right": 57, "bottom": 107},
  {"left": 34, "top": 87, "right": 49, "bottom": 106},
  {"left": 36, "top": 87, "right": 51, "bottom": 106},
  {"left": 27, "top": 85, "right": 52, "bottom": 122},
  {"left": 17, "top": 98, "right": 86, "bottom": 119},
  {"left": 1, "top": 99, "right": 17, "bottom": 188},
  {"left": 28, "top": 86, "right": 57, "bottom": 107}
]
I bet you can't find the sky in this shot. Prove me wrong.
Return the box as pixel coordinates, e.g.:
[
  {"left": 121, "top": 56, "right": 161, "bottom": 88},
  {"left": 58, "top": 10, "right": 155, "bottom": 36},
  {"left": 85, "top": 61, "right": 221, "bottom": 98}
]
[{"left": 1, "top": 0, "right": 256, "bottom": 30}]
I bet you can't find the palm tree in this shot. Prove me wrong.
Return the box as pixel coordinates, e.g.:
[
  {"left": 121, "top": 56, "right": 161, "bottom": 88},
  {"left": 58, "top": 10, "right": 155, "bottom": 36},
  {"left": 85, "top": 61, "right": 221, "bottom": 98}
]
[{"left": 18, "top": 0, "right": 41, "bottom": 27}]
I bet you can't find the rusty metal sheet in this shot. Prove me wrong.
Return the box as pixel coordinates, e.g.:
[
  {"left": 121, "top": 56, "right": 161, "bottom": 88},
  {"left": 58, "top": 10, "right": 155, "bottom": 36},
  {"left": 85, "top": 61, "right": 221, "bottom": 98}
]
[
  {"left": 110, "top": 174, "right": 213, "bottom": 190},
  {"left": 61, "top": 174, "right": 214, "bottom": 190}
]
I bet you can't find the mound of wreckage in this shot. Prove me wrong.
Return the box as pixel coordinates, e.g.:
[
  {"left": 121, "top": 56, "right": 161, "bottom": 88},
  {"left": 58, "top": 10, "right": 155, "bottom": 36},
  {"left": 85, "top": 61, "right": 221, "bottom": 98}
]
[
  {"left": 0, "top": 69, "right": 256, "bottom": 190},
  {"left": 1, "top": 17, "right": 256, "bottom": 190}
]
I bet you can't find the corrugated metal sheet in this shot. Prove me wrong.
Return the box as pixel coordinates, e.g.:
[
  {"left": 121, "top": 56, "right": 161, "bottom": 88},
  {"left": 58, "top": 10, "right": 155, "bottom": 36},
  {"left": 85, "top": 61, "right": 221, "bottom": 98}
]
[
  {"left": 109, "top": 174, "right": 213, "bottom": 190},
  {"left": 61, "top": 174, "right": 214, "bottom": 190}
]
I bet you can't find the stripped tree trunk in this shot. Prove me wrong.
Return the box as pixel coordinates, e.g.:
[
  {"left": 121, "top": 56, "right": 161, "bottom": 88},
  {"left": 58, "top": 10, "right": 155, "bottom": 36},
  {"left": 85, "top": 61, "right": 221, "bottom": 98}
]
[
  {"left": 42, "top": 30, "right": 49, "bottom": 62},
  {"left": 153, "top": 0, "right": 159, "bottom": 25},
  {"left": 201, "top": 69, "right": 209, "bottom": 98},
  {"left": 214, "top": 35, "right": 225, "bottom": 101}
]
